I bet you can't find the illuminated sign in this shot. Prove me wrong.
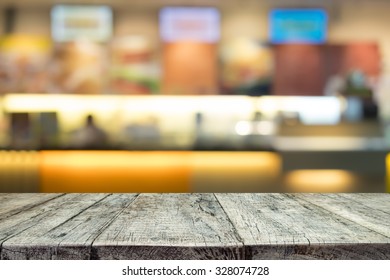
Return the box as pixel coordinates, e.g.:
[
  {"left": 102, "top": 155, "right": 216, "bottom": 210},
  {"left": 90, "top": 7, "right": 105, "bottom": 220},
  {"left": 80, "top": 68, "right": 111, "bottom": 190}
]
[
  {"left": 51, "top": 5, "right": 113, "bottom": 42},
  {"left": 160, "top": 7, "right": 220, "bottom": 43},
  {"left": 269, "top": 9, "right": 328, "bottom": 44}
]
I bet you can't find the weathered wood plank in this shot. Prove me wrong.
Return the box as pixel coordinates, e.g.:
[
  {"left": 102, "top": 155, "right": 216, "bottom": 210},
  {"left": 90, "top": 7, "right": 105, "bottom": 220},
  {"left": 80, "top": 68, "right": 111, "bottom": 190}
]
[
  {"left": 295, "top": 193, "right": 390, "bottom": 238},
  {"left": 92, "top": 193, "right": 243, "bottom": 260},
  {"left": 1, "top": 194, "right": 137, "bottom": 260},
  {"left": 0, "top": 193, "right": 108, "bottom": 260},
  {"left": 336, "top": 193, "right": 390, "bottom": 214},
  {"left": 216, "top": 193, "right": 390, "bottom": 259},
  {"left": 0, "top": 193, "right": 63, "bottom": 221},
  {"left": 2, "top": 193, "right": 389, "bottom": 260}
]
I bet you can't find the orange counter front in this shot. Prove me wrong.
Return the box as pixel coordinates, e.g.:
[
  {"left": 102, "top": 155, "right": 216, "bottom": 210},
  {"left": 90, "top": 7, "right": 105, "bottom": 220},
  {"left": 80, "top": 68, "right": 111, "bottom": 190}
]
[
  {"left": 39, "top": 151, "right": 281, "bottom": 193},
  {"left": 387, "top": 154, "right": 390, "bottom": 193},
  {"left": 2, "top": 151, "right": 388, "bottom": 193}
]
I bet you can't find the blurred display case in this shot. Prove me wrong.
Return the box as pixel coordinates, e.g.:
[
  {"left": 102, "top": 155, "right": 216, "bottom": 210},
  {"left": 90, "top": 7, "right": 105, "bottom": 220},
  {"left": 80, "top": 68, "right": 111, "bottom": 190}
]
[
  {"left": 0, "top": 94, "right": 352, "bottom": 151},
  {"left": 0, "top": 94, "right": 388, "bottom": 193}
]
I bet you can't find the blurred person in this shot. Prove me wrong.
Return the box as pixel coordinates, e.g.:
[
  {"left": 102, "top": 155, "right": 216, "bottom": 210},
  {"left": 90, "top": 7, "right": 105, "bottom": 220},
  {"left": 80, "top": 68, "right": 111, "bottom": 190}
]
[
  {"left": 344, "top": 68, "right": 377, "bottom": 119},
  {"left": 323, "top": 73, "right": 346, "bottom": 96},
  {"left": 324, "top": 71, "right": 364, "bottom": 121},
  {"left": 72, "top": 114, "right": 108, "bottom": 149},
  {"left": 343, "top": 68, "right": 372, "bottom": 96},
  {"left": 193, "top": 112, "right": 206, "bottom": 149}
]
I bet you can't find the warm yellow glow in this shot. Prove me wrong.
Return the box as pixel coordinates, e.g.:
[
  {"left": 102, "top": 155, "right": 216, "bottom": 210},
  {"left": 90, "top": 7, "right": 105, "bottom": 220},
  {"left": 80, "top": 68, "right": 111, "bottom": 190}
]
[
  {"left": 3, "top": 94, "right": 126, "bottom": 134},
  {"left": 285, "top": 170, "right": 355, "bottom": 193},
  {"left": 3, "top": 94, "right": 254, "bottom": 132},
  {"left": 196, "top": 96, "right": 253, "bottom": 114},
  {"left": 4, "top": 94, "right": 64, "bottom": 112},
  {"left": 39, "top": 151, "right": 281, "bottom": 193},
  {"left": 0, "top": 34, "right": 51, "bottom": 55},
  {"left": 258, "top": 96, "right": 280, "bottom": 116},
  {"left": 191, "top": 151, "right": 280, "bottom": 169},
  {"left": 41, "top": 151, "right": 191, "bottom": 168},
  {"left": 40, "top": 151, "right": 192, "bottom": 193},
  {"left": 3, "top": 94, "right": 122, "bottom": 113},
  {"left": 191, "top": 152, "right": 281, "bottom": 192},
  {"left": 386, "top": 154, "right": 390, "bottom": 193},
  {"left": 0, "top": 151, "right": 40, "bottom": 192}
]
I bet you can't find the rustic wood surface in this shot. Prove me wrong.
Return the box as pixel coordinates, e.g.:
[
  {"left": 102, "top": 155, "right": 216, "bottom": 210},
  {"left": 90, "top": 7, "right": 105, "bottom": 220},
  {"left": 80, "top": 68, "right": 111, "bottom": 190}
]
[
  {"left": 0, "top": 193, "right": 108, "bottom": 259},
  {"left": 0, "top": 193, "right": 389, "bottom": 260},
  {"left": 92, "top": 193, "right": 244, "bottom": 260},
  {"left": 215, "top": 193, "right": 390, "bottom": 259},
  {"left": 296, "top": 193, "right": 390, "bottom": 237},
  {"left": 0, "top": 193, "right": 62, "bottom": 221},
  {"left": 1, "top": 194, "right": 137, "bottom": 260}
]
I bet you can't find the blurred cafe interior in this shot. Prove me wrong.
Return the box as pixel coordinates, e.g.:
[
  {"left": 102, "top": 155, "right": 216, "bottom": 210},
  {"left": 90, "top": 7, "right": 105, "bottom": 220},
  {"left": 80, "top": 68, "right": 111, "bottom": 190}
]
[{"left": 0, "top": 0, "right": 390, "bottom": 193}]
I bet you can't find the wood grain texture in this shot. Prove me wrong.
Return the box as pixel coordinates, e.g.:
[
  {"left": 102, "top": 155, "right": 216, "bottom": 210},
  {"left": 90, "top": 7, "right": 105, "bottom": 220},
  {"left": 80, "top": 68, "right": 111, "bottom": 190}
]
[
  {"left": 335, "top": 193, "right": 390, "bottom": 214},
  {"left": 92, "top": 193, "right": 244, "bottom": 260},
  {"left": 215, "top": 193, "right": 390, "bottom": 259},
  {"left": 1, "top": 193, "right": 389, "bottom": 260},
  {"left": 2, "top": 194, "right": 137, "bottom": 260},
  {"left": 0, "top": 193, "right": 109, "bottom": 260},
  {"left": 0, "top": 193, "right": 63, "bottom": 221},
  {"left": 296, "top": 193, "right": 390, "bottom": 238}
]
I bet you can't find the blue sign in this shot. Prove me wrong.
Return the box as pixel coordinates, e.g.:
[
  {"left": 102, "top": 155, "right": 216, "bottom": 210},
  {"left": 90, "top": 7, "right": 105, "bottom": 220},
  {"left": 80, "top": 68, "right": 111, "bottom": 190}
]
[{"left": 269, "top": 9, "right": 328, "bottom": 44}]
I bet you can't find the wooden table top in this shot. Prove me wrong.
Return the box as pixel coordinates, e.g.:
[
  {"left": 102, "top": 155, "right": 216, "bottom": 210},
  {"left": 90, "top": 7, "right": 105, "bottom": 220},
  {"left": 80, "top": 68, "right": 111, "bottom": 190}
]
[{"left": 0, "top": 193, "right": 389, "bottom": 260}]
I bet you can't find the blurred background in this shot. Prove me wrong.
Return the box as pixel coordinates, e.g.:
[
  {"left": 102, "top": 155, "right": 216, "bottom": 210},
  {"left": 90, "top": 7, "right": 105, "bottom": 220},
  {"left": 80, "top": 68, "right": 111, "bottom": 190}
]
[{"left": 0, "top": 0, "right": 389, "bottom": 193}]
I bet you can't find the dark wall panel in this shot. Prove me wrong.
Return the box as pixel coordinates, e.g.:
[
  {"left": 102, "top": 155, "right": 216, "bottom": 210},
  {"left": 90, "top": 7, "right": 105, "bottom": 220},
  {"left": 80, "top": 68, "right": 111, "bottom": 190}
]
[{"left": 273, "top": 43, "right": 381, "bottom": 96}]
